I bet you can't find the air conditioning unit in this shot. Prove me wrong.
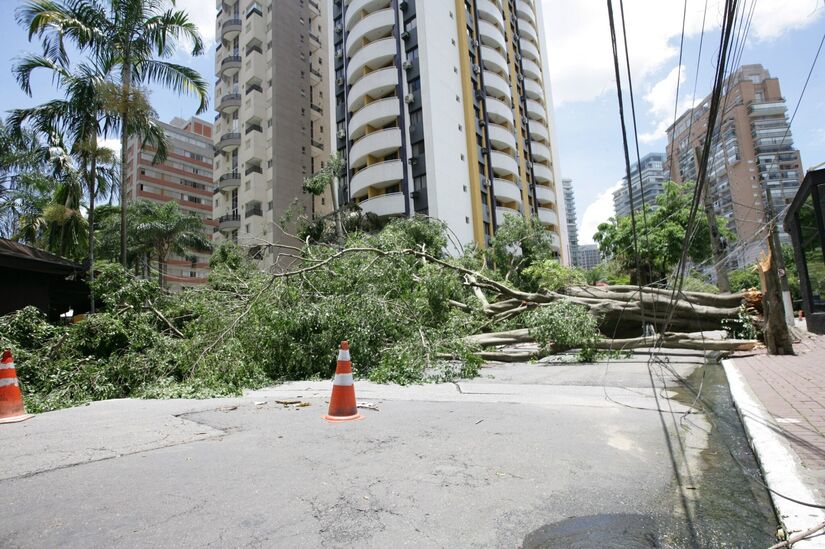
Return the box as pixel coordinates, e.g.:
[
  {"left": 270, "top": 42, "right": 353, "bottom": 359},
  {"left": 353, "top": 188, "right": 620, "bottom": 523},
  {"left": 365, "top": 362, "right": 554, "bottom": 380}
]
[
  {"left": 401, "top": 30, "right": 410, "bottom": 40},
  {"left": 336, "top": 76, "right": 344, "bottom": 86},
  {"left": 408, "top": 156, "right": 417, "bottom": 165},
  {"left": 336, "top": 49, "right": 343, "bottom": 59},
  {"left": 402, "top": 60, "right": 413, "bottom": 70},
  {"left": 526, "top": 160, "right": 533, "bottom": 168},
  {"left": 480, "top": 176, "right": 488, "bottom": 189},
  {"left": 404, "top": 93, "right": 415, "bottom": 104},
  {"left": 472, "top": 64, "right": 481, "bottom": 74},
  {"left": 335, "top": 23, "right": 343, "bottom": 33},
  {"left": 517, "top": 73, "right": 524, "bottom": 80},
  {"left": 400, "top": 0, "right": 409, "bottom": 11},
  {"left": 410, "top": 190, "right": 420, "bottom": 199},
  {"left": 337, "top": 129, "right": 346, "bottom": 139},
  {"left": 472, "top": 39, "right": 479, "bottom": 48}
]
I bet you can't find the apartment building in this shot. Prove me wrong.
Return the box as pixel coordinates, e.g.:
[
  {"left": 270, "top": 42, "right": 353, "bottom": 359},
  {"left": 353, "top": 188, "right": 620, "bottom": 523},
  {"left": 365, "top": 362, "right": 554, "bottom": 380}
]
[
  {"left": 123, "top": 116, "right": 215, "bottom": 289},
  {"left": 665, "top": 64, "right": 803, "bottom": 268},
  {"left": 562, "top": 178, "right": 579, "bottom": 264},
  {"left": 577, "top": 244, "right": 601, "bottom": 270},
  {"left": 332, "top": 0, "right": 565, "bottom": 259},
  {"left": 612, "top": 152, "right": 667, "bottom": 220},
  {"left": 212, "top": 0, "right": 332, "bottom": 261}
]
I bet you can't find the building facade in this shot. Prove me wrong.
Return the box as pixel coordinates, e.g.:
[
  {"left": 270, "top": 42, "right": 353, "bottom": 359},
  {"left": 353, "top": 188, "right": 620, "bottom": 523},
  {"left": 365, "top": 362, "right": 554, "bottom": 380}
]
[
  {"left": 123, "top": 116, "right": 215, "bottom": 289},
  {"left": 562, "top": 178, "right": 579, "bottom": 264},
  {"left": 577, "top": 244, "right": 601, "bottom": 270},
  {"left": 212, "top": 0, "right": 332, "bottom": 261},
  {"left": 665, "top": 64, "right": 803, "bottom": 268},
  {"left": 332, "top": 0, "right": 564, "bottom": 258},
  {"left": 612, "top": 152, "right": 667, "bottom": 220}
]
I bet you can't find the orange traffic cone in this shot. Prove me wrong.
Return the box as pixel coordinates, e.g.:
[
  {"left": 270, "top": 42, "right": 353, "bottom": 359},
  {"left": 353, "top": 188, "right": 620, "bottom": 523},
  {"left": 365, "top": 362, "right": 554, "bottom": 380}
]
[
  {"left": 323, "top": 341, "right": 363, "bottom": 422},
  {"left": 0, "top": 349, "right": 34, "bottom": 424}
]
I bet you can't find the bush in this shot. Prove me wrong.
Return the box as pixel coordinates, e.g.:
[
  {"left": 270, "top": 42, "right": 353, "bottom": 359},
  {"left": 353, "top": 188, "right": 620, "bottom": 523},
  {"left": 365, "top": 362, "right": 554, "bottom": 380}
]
[
  {"left": 523, "top": 259, "right": 587, "bottom": 292},
  {"left": 525, "top": 300, "right": 600, "bottom": 361}
]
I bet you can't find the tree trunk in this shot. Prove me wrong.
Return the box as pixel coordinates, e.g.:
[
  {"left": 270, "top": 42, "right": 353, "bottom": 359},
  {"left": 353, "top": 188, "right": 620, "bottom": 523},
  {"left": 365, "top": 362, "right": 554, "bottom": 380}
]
[
  {"left": 88, "top": 138, "right": 98, "bottom": 314},
  {"left": 761, "top": 235, "right": 794, "bottom": 355},
  {"left": 697, "top": 146, "right": 731, "bottom": 293},
  {"left": 158, "top": 250, "right": 166, "bottom": 289},
  {"left": 330, "top": 177, "right": 343, "bottom": 241},
  {"left": 119, "top": 63, "right": 131, "bottom": 268}
]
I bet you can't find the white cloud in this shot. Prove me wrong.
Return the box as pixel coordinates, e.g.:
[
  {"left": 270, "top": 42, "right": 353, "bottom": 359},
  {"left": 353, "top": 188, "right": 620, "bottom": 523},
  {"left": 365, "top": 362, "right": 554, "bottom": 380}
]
[
  {"left": 98, "top": 137, "right": 122, "bottom": 158},
  {"left": 541, "top": 0, "right": 824, "bottom": 107},
  {"left": 173, "top": 0, "right": 216, "bottom": 53},
  {"left": 579, "top": 181, "right": 622, "bottom": 245}
]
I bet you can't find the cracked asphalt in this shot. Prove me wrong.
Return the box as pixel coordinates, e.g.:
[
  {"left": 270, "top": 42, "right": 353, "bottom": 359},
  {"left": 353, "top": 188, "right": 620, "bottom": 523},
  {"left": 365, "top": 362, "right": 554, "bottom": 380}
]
[{"left": 0, "top": 351, "right": 776, "bottom": 547}]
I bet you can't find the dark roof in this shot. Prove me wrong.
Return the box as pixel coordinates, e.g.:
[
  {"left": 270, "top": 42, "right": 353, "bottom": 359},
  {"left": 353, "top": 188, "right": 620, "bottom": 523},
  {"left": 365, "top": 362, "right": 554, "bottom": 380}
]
[{"left": 0, "top": 238, "right": 85, "bottom": 275}]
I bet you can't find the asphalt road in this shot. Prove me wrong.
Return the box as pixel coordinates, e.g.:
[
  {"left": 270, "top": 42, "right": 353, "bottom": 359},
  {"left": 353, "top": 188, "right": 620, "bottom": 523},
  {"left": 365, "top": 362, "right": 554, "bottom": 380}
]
[{"left": 0, "top": 351, "right": 776, "bottom": 547}]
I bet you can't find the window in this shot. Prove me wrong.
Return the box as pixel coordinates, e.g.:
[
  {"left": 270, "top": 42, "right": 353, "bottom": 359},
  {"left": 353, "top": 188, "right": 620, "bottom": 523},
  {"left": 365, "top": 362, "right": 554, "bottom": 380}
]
[{"left": 414, "top": 175, "right": 427, "bottom": 190}]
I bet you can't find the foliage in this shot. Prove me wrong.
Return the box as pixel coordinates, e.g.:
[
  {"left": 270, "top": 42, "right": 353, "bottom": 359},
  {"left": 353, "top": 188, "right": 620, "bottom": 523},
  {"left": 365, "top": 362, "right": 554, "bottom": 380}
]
[
  {"left": 729, "top": 265, "right": 761, "bottom": 292},
  {"left": 678, "top": 272, "right": 720, "bottom": 294},
  {"left": 525, "top": 301, "right": 600, "bottom": 361},
  {"left": 523, "top": 259, "right": 587, "bottom": 291},
  {"left": 594, "top": 181, "right": 731, "bottom": 285},
  {"left": 585, "top": 260, "right": 631, "bottom": 286},
  {"left": 483, "top": 214, "right": 560, "bottom": 290},
  {"left": 722, "top": 306, "right": 761, "bottom": 341}
]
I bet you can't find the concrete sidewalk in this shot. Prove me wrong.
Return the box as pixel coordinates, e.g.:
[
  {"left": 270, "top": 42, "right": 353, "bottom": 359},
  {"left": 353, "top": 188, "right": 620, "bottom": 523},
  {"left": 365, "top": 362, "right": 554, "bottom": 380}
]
[{"left": 724, "top": 335, "right": 825, "bottom": 548}]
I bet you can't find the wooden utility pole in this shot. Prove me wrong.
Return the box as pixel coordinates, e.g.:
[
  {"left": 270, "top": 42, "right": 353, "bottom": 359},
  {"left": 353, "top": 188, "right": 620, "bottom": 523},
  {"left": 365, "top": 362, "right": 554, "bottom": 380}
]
[
  {"left": 695, "top": 147, "right": 731, "bottom": 292},
  {"left": 761, "top": 187, "right": 794, "bottom": 355}
]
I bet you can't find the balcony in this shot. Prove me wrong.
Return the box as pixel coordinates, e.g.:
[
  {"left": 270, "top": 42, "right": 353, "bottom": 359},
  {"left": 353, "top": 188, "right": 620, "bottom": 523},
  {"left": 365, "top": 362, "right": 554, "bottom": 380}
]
[
  {"left": 217, "top": 92, "right": 241, "bottom": 113},
  {"left": 350, "top": 159, "right": 404, "bottom": 198},
  {"left": 494, "top": 179, "right": 523, "bottom": 206},
  {"left": 535, "top": 184, "right": 556, "bottom": 205},
  {"left": 216, "top": 132, "right": 241, "bottom": 152},
  {"left": 222, "top": 18, "right": 242, "bottom": 40},
  {"left": 518, "top": 17, "right": 539, "bottom": 45},
  {"left": 217, "top": 171, "right": 241, "bottom": 192},
  {"left": 529, "top": 120, "right": 550, "bottom": 143},
  {"left": 491, "top": 150, "right": 519, "bottom": 177},
  {"left": 309, "top": 32, "right": 321, "bottom": 51},
  {"left": 349, "top": 97, "right": 400, "bottom": 140},
  {"left": 516, "top": 0, "right": 536, "bottom": 25},
  {"left": 478, "top": 19, "right": 506, "bottom": 50},
  {"left": 484, "top": 70, "right": 511, "bottom": 100},
  {"left": 348, "top": 66, "right": 398, "bottom": 112},
  {"left": 310, "top": 66, "right": 322, "bottom": 85},
  {"left": 481, "top": 45, "right": 508, "bottom": 76},
  {"left": 218, "top": 212, "right": 241, "bottom": 231},
  {"left": 525, "top": 98, "right": 545, "bottom": 121},
  {"left": 533, "top": 162, "right": 553, "bottom": 184},
  {"left": 220, "top": 54, "right": 242, "bottom": 78},
  {"left": 310, "top": 101, "right": 323, "bottom": 119},
  {"left": 345, "top": 0, "right": 393, "bottom": 31},
  {"left": 359, "top": 191, "right": 406, "bottom": 217},
  {"left": 245, "top": 202, "right": 263, "bottom": 218},
  {"left": 488, "top": 123, "right": 517, "bottom": 153},
  {"left": 520, "top": 38, "right": 540, "bottom": 62},
  {"left": 346, "top": 8, "right": 394, "bottom": 57},
  {"left": 347, "top": 37, "right": 396, "bottom": 84},
  {"left": 477, "top": 0, "right": 505, "bottom": 31},
  {"left": 537, "top": 207, "right": 558, "bottom": 226},
  {"left": 521, "top": 58, "right": 542, "bottom": 81},
  {"left": 349, "top": 127, "right": 402, "bottom": 168},
  {"left": 485, "top": 96, "right": 514, "bottom": 126}
]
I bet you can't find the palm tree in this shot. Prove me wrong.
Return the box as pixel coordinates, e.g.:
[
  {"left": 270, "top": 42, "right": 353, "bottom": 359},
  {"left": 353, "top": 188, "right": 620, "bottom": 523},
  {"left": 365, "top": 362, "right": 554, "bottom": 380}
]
[
  {"left": 10, "top": 56, "right": 162, "bottom": 310},
  {"left": 17, "top": 0, "right": 209, "bottom": 267},
  {"left": 132, "top": 200, "right": 211, "bottom": 288}
]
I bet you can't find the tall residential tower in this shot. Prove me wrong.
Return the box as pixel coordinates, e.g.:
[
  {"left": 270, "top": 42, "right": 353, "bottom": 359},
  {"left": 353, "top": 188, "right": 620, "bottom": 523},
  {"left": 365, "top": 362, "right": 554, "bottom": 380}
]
[
  {"left": 212, "top": 0, "right": 332, "bottom": 260},
  {"left": 612, "top": 152, "right": 667, "bottom": 220},
  {"left": 333, "top": 0, "right": 564, "bottom": 258},
  {"left": 665, "top": 64, "right": 803, "bottom": 267},
  {"left": 562, "top": 178, "right": 578, "bottom": 264}
]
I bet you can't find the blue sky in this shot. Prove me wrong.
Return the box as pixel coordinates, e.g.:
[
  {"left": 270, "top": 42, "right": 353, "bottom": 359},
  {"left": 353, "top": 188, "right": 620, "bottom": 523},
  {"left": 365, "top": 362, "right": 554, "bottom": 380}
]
[{"left": 1, "top": 1, "right": 823, "bottom": 245}]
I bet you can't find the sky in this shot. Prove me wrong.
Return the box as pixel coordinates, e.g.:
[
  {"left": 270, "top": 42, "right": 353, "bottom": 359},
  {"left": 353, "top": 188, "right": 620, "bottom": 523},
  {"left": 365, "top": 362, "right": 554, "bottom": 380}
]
[{"left": 0, "top": 1, "right": 823, "bottom": 245}]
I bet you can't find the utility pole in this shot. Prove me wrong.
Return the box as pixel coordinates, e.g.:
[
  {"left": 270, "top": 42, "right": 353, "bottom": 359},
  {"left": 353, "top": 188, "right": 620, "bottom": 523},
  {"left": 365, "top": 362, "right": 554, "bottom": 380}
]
[
  {"left": 695, "top": 147, "right": 731, "bottom": 292},
  {"left": 761, "top": 185, "right": 795, "bottom": 355}
]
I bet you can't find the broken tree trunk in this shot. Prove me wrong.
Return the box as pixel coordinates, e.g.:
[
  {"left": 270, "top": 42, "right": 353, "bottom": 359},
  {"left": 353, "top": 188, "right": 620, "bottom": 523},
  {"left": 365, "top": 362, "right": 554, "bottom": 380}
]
[{"left": 463, "top": 329, "right": 758, "bottom": 354}]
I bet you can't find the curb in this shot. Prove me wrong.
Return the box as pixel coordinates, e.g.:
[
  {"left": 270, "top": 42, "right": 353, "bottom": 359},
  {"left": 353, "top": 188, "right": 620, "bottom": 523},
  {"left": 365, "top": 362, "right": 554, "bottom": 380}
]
[{"left": 722, "top": 359, "right": 825, "bottom": 547}]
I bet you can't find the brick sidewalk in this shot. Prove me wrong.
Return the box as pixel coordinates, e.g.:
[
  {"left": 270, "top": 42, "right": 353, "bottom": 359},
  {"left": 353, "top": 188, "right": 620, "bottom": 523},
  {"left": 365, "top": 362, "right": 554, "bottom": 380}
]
[{"left": 731, "top": 335, "right": 825, "bottom": 482}]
